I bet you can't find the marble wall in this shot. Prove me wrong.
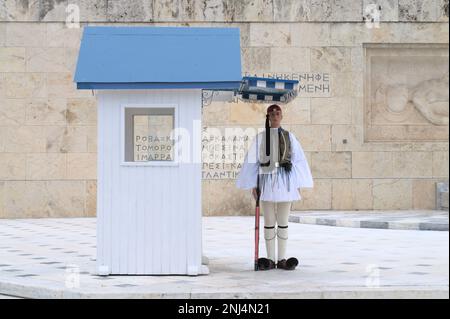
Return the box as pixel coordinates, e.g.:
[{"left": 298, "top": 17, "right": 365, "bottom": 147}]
[
  {"left": 0, "top": 0, "right": 449, "bottom": 218},
  {"left": 1, "top": 0, "right": 449, "bottom": 22}
]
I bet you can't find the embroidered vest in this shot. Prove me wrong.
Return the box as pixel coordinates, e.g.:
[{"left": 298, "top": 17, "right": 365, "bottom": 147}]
[{"left": 260, "top": 127, "right": 292, "bottom": 172}]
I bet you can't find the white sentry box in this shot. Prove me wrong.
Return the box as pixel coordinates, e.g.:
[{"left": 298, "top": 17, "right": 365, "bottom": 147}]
[
  {"left": 96, "top": 90, "right": 203, "bottom": 275},
  {"left": 74, "top": 26, "right": 243, "bottom": 276}
]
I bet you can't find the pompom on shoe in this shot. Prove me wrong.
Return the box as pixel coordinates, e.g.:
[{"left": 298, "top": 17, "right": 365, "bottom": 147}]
[{"left": 277, "top": 257, "right": 299, "bottom": 270}]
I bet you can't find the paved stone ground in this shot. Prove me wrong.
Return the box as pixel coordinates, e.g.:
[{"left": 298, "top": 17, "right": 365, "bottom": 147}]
[
  {"left": 0, "top": 217, "right": 448, "bottom": 299},
  {"left": 290, "top": 210, "right": 449, "bottom": 231},
  {"left": 0, "top": 294, "right": 20, "bottom": 299}
]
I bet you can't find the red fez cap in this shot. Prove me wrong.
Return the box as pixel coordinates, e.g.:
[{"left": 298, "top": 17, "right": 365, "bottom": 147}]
[{"left": 266, "top": 104, "right": 282, "bottom": 114}]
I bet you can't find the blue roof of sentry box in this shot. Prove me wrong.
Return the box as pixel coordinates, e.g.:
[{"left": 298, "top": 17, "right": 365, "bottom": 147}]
[{"left": 74, "top": 26, "right": 242, "bottom": 90}]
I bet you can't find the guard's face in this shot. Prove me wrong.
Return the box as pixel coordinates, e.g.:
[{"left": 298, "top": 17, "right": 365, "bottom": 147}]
[{"left": 268, "top": 109, "right": 282, "bottom": 127}]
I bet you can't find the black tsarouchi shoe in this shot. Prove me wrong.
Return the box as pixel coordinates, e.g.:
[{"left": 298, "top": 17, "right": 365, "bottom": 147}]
[
  {"left": 257, "top": 258, "right": 276, "bottom": 270},
  {"left": 277, "top": 257, "right": 299, "bottom": 270}
]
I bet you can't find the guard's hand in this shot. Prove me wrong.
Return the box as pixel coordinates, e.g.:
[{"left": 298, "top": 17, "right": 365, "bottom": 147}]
[{"left": 252, "top": 188, "right": 258, "bottom": 201}]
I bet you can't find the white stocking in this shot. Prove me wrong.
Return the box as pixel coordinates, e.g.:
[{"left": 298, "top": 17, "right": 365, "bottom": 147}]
[
  {"left": 276, "top": 202, "right": 291, "bottom": 261},
  {"left": 261, "top": 201, "right": 276, "bottom": 262}
]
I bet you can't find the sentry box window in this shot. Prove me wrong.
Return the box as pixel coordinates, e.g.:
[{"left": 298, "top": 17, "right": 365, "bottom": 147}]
[{"left": 122, "top": 106, "right": 177, "bottom": 165}]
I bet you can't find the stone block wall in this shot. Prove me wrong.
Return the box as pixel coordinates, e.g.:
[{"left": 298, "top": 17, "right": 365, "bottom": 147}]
[{"left": 0, "top": 0, "right": 449, "bottom": 218}]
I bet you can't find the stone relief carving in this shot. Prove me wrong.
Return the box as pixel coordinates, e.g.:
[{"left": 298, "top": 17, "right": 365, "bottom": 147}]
[
  {"left": 374, "top": 72, "right": 449, "bottom": 126},
  {"left": 410, "top": 73, "right": 449, "bottom": 126},
  {"left": 365, "top": 44, "right": 449, "bottom": 142}
]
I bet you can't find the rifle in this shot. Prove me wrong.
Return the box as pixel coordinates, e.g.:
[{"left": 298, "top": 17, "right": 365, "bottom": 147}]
[{"left": 254, "top": 174, "right": 261, "bottom": 271}]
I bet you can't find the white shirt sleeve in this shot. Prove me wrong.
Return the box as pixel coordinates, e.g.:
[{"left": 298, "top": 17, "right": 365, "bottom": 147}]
[
  {"left": 289, "top": 132, "right": 314, "bottom": 188},
  {"left": 235, "top": 134, "right": 260, "bottom": 190}
]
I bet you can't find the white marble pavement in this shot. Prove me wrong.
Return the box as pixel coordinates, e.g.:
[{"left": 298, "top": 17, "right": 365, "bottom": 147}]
[{"left": 0, "top": 216, "right": 448, "bottom": 299}]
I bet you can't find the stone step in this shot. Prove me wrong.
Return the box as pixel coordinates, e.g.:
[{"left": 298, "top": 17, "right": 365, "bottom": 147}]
[{"left": 289, "top": 210, "right": 449, "bottom": 231}]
